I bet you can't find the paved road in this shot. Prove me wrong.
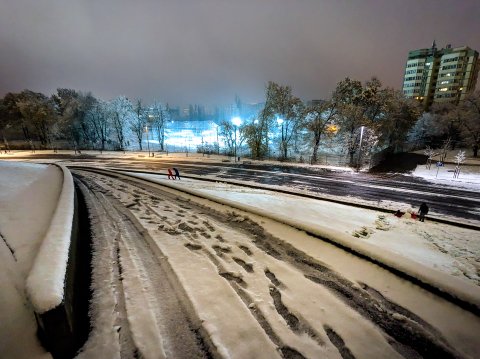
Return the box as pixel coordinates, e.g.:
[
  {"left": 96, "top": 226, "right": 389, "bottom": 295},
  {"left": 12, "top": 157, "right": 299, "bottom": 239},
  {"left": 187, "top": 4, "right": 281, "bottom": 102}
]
[{"left": 11, "top": 153, "right": 480, "bottom": 221}]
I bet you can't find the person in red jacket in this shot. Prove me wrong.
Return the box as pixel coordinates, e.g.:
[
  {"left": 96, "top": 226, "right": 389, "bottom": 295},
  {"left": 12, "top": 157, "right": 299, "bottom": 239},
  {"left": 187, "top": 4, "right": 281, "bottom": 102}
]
[{"left": 167, "top": 168, "right": 175, "bottom": 180}]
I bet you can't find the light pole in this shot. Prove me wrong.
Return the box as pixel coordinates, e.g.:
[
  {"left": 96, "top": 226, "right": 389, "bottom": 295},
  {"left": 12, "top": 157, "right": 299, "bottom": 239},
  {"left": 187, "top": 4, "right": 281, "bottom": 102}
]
[
  {"left": 357, "top": 125, "right": 365, "bottom": 172},
  {"left": 231, "top": 117, "right": 242, "bottom": 162},
  {"left": 277, "top": 117, "right": 284, "bottom": 159},
  {"left": 145, "top": 126, "right": 151, "bottom": 157}
]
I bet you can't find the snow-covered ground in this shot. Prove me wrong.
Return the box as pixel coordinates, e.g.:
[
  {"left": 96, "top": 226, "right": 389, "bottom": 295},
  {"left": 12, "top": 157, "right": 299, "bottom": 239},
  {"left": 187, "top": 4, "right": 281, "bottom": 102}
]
[
  {"left": 410, "top": 164, "right": 480, "bottom": 190},
  {"left": 128, "top": 172, "right": 480, "bottom": 287},
  {"left": 74, "top": 169, "right": 480, "bottom": 358},
  {"left": 1, "top": 156, "right": 479, "bottom": 358},
  {"left": 0, "top": 162, "right": 62, "bottom": 359},
  {"left": 409, "top": 149, "right": 480, "bottom": 190}
]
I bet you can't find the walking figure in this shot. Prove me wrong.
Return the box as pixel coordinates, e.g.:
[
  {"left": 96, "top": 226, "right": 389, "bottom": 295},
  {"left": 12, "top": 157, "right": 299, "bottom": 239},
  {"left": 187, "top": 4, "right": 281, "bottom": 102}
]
[
  {"left": 418, "top": 203, "right": 429, "bottom": 222},
  {"left": 167, "top": 168, "right": 175, "bottom": 180},
  {"left": 173, "top": 167, "right": 181, "bottom": 180}
]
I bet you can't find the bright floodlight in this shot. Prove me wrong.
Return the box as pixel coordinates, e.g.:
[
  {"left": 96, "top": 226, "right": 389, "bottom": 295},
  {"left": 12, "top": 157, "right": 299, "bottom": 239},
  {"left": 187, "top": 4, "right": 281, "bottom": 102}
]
[
  {"left": 276, "top": 117, "right": 284, "bottom": 125},
  {"left": 231, "top": 116, "right": 242, "bottom": 127}
]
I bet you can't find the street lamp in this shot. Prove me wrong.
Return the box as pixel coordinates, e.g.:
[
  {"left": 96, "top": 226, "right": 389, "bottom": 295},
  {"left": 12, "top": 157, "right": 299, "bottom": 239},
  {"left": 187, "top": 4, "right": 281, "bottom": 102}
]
[
  {"left": 145, "top": 126, "right": 151, "bottom": 157},
  {"left": 231, "top": 116, "right": 242, "bottom": 162},
  {"left": 277, "top": 117, "right": 284, "bottom": 159},
  {"left": 357, "top": 125, "right": 365, "bottom": 171}
]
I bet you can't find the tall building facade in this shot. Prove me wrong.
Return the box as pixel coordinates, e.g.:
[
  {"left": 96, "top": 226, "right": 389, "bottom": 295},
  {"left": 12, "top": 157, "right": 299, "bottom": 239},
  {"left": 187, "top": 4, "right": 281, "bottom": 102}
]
[{"left": 402, "top": 42, "right": 479, "bottom": 109}]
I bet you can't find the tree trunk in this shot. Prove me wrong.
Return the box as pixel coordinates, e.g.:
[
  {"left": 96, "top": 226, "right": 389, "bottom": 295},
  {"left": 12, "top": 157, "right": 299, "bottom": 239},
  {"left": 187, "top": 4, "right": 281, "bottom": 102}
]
[
  {"left": 349, "top": 151, "right": 355, "bottom": 167},
  {"left": 311, "top": 133, "right": 321, "bottom": 164},
  {"left": 474, "top": 144, "right": 479, "bottom": 157}
]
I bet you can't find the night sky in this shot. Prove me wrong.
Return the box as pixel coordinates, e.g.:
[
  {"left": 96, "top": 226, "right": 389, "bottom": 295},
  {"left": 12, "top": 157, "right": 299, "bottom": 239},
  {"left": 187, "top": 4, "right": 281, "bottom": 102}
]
[{"left": 1, "top": 0, "right": 479, "bottom": 106}]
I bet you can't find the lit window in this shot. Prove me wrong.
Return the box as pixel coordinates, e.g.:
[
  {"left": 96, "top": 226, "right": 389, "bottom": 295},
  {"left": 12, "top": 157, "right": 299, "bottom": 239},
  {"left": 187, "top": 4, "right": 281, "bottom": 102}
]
[{"left": 439, "top": 88, "right": 448, "bottom": 92}]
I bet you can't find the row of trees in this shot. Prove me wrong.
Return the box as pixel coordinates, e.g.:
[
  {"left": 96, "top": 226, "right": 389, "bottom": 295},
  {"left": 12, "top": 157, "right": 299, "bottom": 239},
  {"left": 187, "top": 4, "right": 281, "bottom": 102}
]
[
  {"left": 0, "top": 89, "right": 171, "bottom": 152},
  {"left": 222, "top": 78, "right": 422, "bottom": 165},
  {"left": 1, "top": 80, "right": 479, "bottom": 164},
  {"left": 222, "top": 79, "right": 480, "bottom": 164}
]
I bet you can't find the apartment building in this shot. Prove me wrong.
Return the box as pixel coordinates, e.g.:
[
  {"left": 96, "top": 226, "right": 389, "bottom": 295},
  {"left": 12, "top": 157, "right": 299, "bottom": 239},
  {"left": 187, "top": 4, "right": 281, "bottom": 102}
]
[{"left": 402, "top": 42, "right": 479, "bottom": 109}]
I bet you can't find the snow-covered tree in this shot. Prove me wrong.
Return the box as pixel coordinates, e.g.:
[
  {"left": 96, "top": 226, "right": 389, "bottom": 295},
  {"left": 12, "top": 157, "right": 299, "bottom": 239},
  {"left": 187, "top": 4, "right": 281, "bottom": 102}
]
[
  {"left": 379, "top": 90, "right": 421, "bottom": 152},
  {"left": 130, "top": 99, "right": 146, "bottom": 150},
  {"left": 423, "top": 146, "right": 439, "bottom": 170},
  {"left": 303, "top": 100, "right": 337, "bottom": 164},
  {"left": 263, "top": 81, "right": 304, "bottom": 160},
  {"left": 109, "top": 96, "right": 133, "bottom": 151},
  {"left": 54, "top": 89, "right": 97, "bottom": 149},
  {"left": 453, "top": 150, "right": 466, "bottom": 178},
  {"left": 243, "top": 113, "right": 269, "bottom": 160}
]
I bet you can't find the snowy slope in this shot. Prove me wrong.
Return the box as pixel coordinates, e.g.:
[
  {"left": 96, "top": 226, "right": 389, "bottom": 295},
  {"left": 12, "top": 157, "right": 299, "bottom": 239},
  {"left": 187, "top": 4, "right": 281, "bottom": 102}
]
[{"left": 0, "top": 161, "right": 61, "bottom": 359}]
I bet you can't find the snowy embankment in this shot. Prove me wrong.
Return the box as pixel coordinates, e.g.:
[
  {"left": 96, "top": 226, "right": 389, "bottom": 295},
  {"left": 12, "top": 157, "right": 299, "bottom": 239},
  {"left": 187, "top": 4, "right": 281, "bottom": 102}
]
[
  {"left": 123, "top": 171, "right": 480, "bottom": 311},
  {"left": 410, "top": 163, "right": 480, "bottom": 190},
  {"left": 26, "top": 164, "right": 75, "bottom": 313},
  {"left": 0, "top": 161, "right": 63, "bottom": 359}
]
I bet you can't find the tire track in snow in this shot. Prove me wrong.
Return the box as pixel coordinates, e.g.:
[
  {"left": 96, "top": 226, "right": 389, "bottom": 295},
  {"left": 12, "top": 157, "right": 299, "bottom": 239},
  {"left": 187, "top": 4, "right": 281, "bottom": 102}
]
[{"left": 75, "top": 174, "right": 213, "bottom": 359}]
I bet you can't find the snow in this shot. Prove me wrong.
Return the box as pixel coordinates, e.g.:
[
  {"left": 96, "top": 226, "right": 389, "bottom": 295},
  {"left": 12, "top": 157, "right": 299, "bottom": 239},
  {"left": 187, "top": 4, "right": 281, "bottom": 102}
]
[
  {"left": 123, "top": 172, "right": 480, "bottom": 302},
  {"left": 2, "top": 155, "right": 480, "bottom": 358},
  {"left": 26, "top": 164, "right": 75, "bottom": 313},
  {"left": 0, "top": 161, "right": 61, "bottom": 359},
  {"left": 410, "top": 163, "right": 480, "bottom": 190},
  {"left": 81, "top": 169, "right": 480, "bottom": 358}
]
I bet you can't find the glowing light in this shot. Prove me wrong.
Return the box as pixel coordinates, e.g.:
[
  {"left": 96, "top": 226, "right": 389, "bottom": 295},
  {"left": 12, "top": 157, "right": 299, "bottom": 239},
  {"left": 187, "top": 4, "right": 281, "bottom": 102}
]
[
  {"left": 326, "top": 124, "right": 339, "bottom": 134},
  {"left": 231, "top": 117, "right": 242, "bottom": 127}
]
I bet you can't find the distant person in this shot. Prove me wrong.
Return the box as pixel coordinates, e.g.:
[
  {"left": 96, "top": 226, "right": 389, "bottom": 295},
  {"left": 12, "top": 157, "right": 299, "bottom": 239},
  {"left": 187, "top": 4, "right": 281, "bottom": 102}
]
[
  {"left": 167, "top": 168, "right": 175, "bottom": 180},
  {"left": 418, "top": 203, "right": 429, "bottom": 222},
  {"left": 394, "top": 210, "right": 405, "bottom": 218},
  {"left": 173, "top": 167, "right": 181, "bottom": 180}
]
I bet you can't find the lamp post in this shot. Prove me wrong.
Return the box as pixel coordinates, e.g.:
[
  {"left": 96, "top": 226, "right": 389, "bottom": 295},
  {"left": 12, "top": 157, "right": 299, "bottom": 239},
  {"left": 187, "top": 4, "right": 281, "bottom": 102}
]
[
  {"left": 357, "top": 125, "right": 365, "bottom": 172},
  {"left": 145, "top": 126, "right": 151, "bottom": 157},
  {"left": 277, "top": 117, "right": 284, "bottom": 159},
  {"left": 231, "top": 116, "right": 242, "bottom": 162}
]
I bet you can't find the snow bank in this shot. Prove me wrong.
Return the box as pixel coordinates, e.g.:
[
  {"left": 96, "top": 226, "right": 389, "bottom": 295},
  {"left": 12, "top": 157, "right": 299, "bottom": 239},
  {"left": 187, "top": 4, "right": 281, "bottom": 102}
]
[
  {"left": 123, "top": 171, "right": 480, "bottom": 313},
  {"left": 26, "top": 164, "right": 75, "bottom": 314}
]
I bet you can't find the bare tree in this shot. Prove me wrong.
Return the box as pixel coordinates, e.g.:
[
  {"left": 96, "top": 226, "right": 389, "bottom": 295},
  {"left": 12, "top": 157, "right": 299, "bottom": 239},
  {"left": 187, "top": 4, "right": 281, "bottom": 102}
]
[
  {"left": 149, "top": 101, "right": 168, "bottom": 151},
  {"left": 86, "top": 100, "right": 110, "bottom": 151},
  {"left": 219, "top": 120, "right": 235, "bottom": 156}
]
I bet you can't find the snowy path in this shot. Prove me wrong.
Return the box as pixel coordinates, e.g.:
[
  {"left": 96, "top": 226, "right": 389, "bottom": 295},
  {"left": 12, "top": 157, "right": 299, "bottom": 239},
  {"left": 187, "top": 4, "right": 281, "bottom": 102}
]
[
  {"left": 75, "top": 178, "right": 211, "bottom": 359},
  {"left": 72, "top": 169, "right": 480, "bottom": 359}
]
